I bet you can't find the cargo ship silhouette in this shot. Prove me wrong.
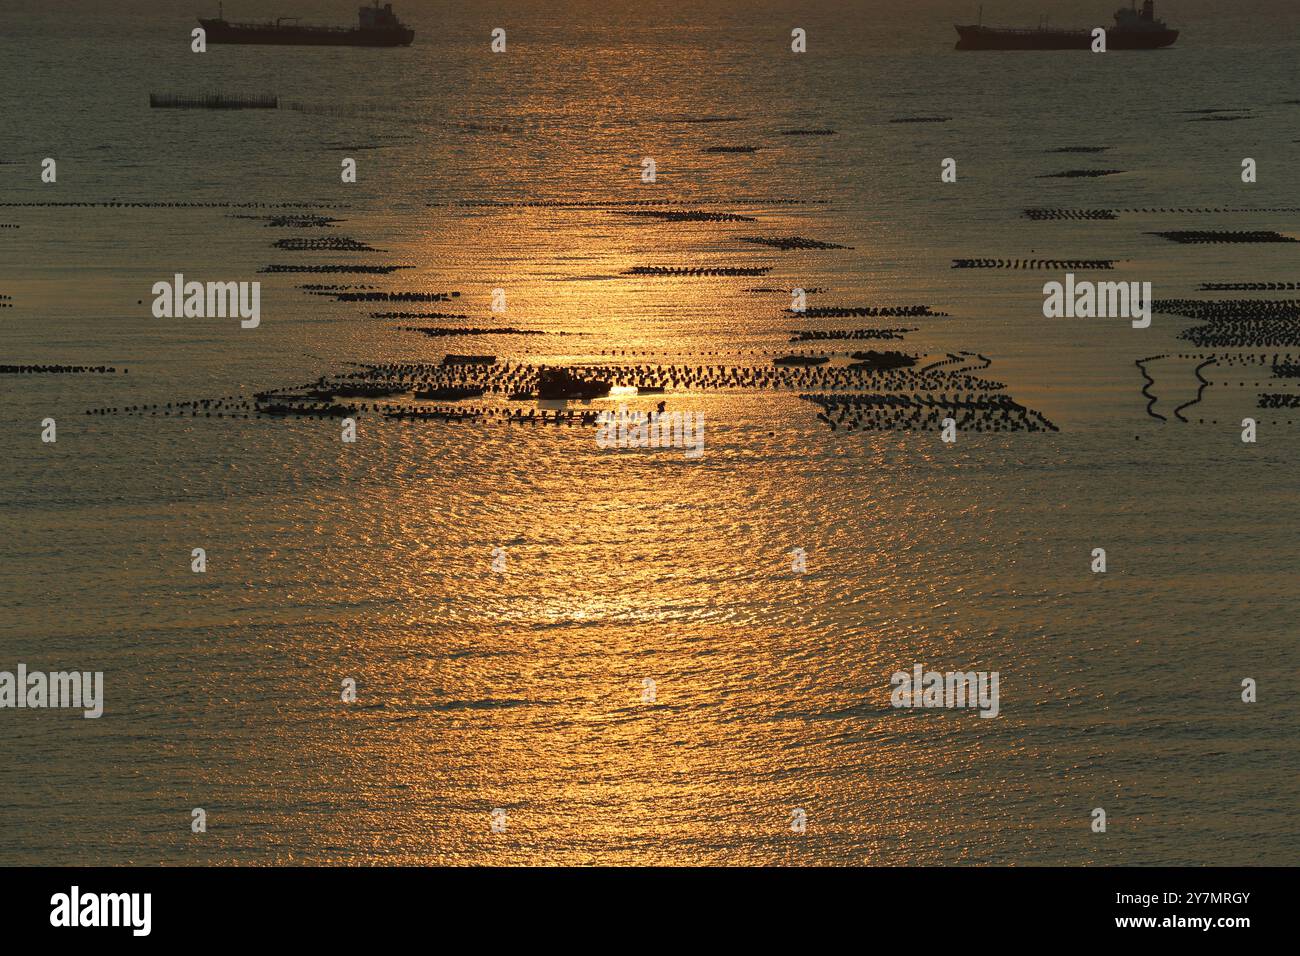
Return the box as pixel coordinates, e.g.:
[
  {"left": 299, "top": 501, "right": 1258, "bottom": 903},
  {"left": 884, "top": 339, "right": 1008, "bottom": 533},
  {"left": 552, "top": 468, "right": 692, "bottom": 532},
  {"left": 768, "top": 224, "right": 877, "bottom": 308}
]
[
  {"left": 198, "top": 2, "right": 414, "bottom": 47},
  {"left": 956, "top": 1, "right": 1178, "bottom": 50}
]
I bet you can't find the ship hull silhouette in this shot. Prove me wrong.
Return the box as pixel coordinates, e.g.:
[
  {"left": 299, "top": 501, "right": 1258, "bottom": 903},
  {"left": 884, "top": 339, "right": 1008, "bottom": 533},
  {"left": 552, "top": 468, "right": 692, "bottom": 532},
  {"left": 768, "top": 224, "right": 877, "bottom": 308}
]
[
  {"left": 956, "top": 1, "right": 1178, "bottom": 50},
  {"left": 198, "top": 3, "right": 414, "bottom": 47}
]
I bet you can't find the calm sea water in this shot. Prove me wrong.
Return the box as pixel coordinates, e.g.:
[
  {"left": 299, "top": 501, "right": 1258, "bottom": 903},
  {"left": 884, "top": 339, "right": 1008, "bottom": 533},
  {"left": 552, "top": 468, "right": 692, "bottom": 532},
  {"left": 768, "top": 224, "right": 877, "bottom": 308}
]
[{"left": 2, "top": 0, "right": 1298, "bottom": 864}]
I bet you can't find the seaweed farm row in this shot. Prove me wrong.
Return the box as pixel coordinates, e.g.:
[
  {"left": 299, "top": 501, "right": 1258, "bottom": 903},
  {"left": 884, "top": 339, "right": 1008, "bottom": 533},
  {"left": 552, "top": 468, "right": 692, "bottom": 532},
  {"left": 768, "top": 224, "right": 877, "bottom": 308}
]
[
  {"left": 1154, "top": 299, "right": 1300, "bottom": 348},
  {"left": 802, "top": 393, "right": 1058, "bottom": 433},
  {"left": 1023, "top": 206, "right": 1300, "bottom": 220},
  {"left": 76, "top": 348, "right": 1051, "bottom": 437}
]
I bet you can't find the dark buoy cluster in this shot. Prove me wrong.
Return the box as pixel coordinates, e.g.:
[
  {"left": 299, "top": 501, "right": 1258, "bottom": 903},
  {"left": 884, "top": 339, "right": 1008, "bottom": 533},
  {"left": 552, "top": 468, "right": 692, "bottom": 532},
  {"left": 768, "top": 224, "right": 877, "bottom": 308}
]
[
  {"left": 149, "top": 91, "right": 278, "bottom": 109},
  {"left": 1023, "top": 208, "right": 1120, "bottom": 221},
  {"left": 537, "top": 368, "right": 612, "bottom": 400},
  {"left": 259, "top": 402, "right": 353, "bottom": 418},
  {"left": 1154, "top": 298, "right": 1300, "bottom": 348},
  {"left": 850, "top": 350, "right": 917, "bottom": 371},
  {"left": 774, "top": 355, "right": 830, "bottom": 367}
]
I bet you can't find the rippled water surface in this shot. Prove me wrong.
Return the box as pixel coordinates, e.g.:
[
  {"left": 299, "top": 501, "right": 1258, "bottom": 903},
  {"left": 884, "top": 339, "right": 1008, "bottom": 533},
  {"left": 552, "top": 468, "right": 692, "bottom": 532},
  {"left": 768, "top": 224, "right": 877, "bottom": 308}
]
[{"left": 2, "top": 0, "right": 1298, "bottom": 864}]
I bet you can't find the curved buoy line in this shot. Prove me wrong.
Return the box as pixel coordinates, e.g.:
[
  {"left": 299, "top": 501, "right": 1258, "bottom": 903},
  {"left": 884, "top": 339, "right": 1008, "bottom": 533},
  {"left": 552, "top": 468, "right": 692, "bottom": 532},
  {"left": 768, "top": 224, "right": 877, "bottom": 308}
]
[
  {"left": 1174, "top": 358, "right": 1217, "bottom": 422},
  {"left": 1136, "top": 357, "right": 1167, "bottom": 421}
]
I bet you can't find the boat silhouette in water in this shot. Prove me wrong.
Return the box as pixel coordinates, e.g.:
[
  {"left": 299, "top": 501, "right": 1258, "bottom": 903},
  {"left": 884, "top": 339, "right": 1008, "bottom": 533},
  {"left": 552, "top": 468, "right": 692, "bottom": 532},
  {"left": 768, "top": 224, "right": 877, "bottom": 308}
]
[
  {"left": 956, "top": 1, "right": 1178, "bottom": 50},
  {"left": 198, "top": 2, "right": 414, "bottom": 47}
]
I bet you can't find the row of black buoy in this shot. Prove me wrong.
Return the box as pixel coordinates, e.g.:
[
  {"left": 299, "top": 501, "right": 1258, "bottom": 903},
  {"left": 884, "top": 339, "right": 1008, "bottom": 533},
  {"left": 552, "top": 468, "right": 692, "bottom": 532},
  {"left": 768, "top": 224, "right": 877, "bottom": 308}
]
[
  {"left": 1201, "top": 282, "right": 1300, "bottom": 291},
  {"left": 86, "top": 395, "right": 244, "bottom": 416},
  {"left": 429, "top": 198, "right": 826, "bottom": 208},
  {"left": 260, "top": 263, "right": 408, "bottom": 274},
  {"left": 330, "top": 290, "right": 458, "bottom": 302},
  {"left": 738, "top": 236, "right": 850, "bottom": 250},
  {"left": 1150, "top": 230, "right": 1298, "bottom": 244},
  {"left": 297, "top": 283, "right": 377, "bottom": 291},
  {"left": 1023, "top": 208, "right": 1119, "bottom": 220},
  {"left": 953, "top": 258, "right": 1116, "bottom": 270},
  {"left": 373, "top": 312, "right": 469, "bottom": 319},
  {"left": 1154, "top": 298, "right": 1300, "bottom": 319},
  {"left": 396, "top": 326, "right": 546, "bottom": 338},
  {"left": 617, "top": 210, "right": 756, "bottom": 222},
  {"left": 0, "top": 201, "right": 338, "bottom": 209},
  {"left": 1184, "top": 327, "right": 1300, "bottom": 349},
  {"left": 1023, "top": 206, "right": 1300, "bottom": 220},
  {"left": 1216, "top": 353, "right": 1300, "bottom": 368},
  {"left": 1041, "top": 169, "right": 1123, "bottom": 178},
  {"left": 794, "top": 305, "right": 943, "bottom": 317},
  {"left": 273, "top": 236, "right": 376, "bottom": 251},
  {"left": 5, "top": 364, "right": 123, "bottom": 374},
  {"left": 235, "top": 214, "right": 343, "bottom": 227},
  {"left": 623, "top": 266, "right": 772, "bottom": 277},
  {"left": 790, "top": 329, "right": 914, "bottom": 342},
  {"left": 385, "top": 405, "right": 600, "bottom": 425}
]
